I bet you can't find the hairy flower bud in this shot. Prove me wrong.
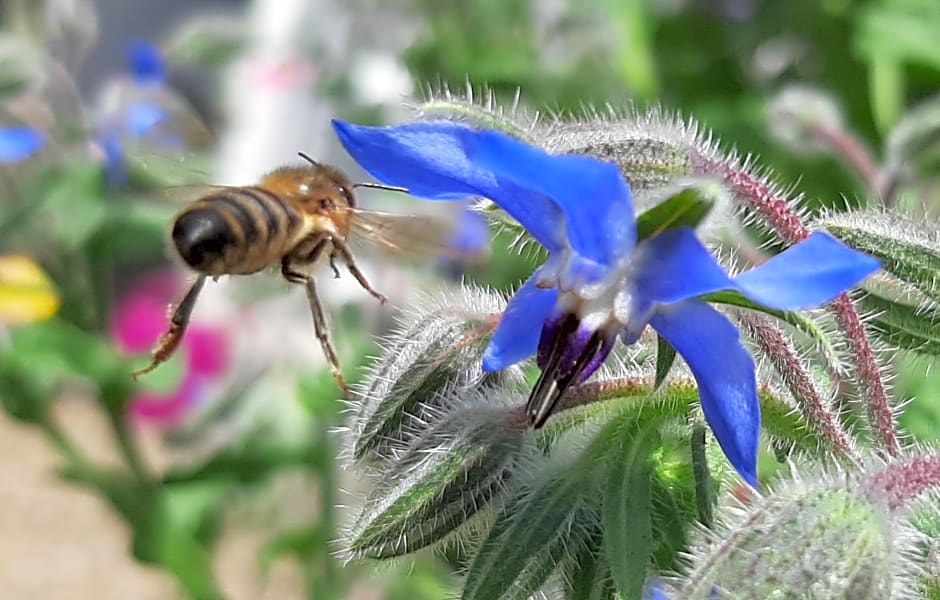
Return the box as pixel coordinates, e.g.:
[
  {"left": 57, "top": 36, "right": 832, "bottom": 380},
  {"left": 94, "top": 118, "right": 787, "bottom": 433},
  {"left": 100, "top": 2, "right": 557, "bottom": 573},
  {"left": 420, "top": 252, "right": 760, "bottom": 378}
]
[
  {"left": 678, "top": 478, "right": 899, "bottom": 598},
  {"left": 766, "top": 85, "right": 844, "bottom": 154},
  {"left": 350, "top": 287, "right": 520, "bottom": 463},
  {"left": 821, "top": 210, "right": 940, "bottom": 307},
  {"left": 536, "top": 109, "right": 697, "bottom": 194},
  {"left": 347, "top": 404, "right": 530, "bottom": 559}
]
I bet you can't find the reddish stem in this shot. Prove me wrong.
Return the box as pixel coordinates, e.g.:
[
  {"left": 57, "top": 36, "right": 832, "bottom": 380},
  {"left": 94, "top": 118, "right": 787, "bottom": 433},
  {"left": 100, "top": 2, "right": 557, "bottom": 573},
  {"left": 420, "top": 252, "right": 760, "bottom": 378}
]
[
  {"left": 863, "top": 454, "right": 940, "bottom": 511},
  {"left": 737, "top": 312, "right": 857, "bottom": 458},
  {"left": 809, "top": 124, "right": 882, "bottom": 197},
  {"left": 694, "top": 154, "right": 900, "bottom": 455}
]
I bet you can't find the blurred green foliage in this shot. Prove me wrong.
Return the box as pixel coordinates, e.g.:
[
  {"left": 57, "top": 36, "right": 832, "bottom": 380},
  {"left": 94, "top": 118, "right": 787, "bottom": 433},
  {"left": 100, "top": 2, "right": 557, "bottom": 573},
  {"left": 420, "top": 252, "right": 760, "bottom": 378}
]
[{"left": 0, "top": 0, "right": 939, "bottom": 598}]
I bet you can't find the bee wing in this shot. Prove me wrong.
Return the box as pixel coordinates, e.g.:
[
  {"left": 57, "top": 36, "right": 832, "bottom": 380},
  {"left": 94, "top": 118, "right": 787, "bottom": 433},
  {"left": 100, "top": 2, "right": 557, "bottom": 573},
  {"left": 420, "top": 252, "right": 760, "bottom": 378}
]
[
  {"left": 157, "top": 184, "right": 234, "bottom": 206},
  {"left": 348, "top": 208, "right": 487, "bottom": 262}
]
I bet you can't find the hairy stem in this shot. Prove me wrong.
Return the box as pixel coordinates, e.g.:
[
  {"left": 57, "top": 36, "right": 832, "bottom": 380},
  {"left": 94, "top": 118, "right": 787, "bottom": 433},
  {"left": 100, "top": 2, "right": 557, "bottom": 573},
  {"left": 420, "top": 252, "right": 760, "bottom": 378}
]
[
  {"left": 694, "top": 153, "right": 899, "bottom": 455},
  {"left": 809, "top": 124, "right": 881, "bottom": 197},
  {"left": 737, "top": 311, "right": 858, "bottom": 460},
  {"left": 863, "top": 454, "right": 940, "bottom": 511}
]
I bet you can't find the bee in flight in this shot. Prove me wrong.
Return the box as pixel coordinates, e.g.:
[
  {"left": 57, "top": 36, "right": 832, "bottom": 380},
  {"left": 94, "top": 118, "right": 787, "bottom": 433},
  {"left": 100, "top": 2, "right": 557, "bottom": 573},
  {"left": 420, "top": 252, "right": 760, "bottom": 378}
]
[{"left": 133, "top": 152, "right": 475, "bottom": 397}]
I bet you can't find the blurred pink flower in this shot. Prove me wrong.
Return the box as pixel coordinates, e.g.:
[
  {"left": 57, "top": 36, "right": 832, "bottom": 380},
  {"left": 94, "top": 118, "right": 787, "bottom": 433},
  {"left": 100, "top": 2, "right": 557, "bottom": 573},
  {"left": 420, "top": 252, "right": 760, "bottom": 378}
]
[
  {"left": 111, "top": 270, "right": 229, "bottom": 426},
  {"left": 252, "top": 58, "right": 319, "bottom": 91}
]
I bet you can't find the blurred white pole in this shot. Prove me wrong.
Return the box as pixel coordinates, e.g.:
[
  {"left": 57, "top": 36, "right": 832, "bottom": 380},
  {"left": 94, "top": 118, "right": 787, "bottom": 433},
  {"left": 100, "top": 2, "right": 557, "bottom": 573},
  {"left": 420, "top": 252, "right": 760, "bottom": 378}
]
[{"left": 214, "top": 0, "right": 350, "bottom": 184}]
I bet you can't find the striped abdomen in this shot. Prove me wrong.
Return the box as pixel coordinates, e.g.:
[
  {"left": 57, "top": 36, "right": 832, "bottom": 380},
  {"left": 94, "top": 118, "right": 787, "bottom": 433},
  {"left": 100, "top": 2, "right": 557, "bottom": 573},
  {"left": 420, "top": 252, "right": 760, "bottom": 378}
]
[{"left": 171, "top": 187, "right": 303, "bottom": 276}]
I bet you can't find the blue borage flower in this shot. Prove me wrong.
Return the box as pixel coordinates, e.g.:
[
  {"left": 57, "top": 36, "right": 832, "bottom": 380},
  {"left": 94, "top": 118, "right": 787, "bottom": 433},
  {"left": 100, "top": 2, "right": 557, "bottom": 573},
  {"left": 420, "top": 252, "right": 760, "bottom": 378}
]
[
  {"left": 98, "top": 40, "right": 178, "bottom": 185},
  {"left": 332, "top": 119, "right": 880, "bottom": 485},
  {"left": 0, "top": 126, "right": 45, "bottom": 162}
]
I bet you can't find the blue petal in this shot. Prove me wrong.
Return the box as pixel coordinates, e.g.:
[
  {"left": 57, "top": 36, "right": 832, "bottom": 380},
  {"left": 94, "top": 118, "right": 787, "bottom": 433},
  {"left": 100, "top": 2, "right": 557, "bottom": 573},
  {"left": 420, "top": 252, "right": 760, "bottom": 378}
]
[
  {"left": 474, "top": 130, "right": 635, "bottom": 265},
  {"left": 450, "top": 207, "right": 489, "bottom": 254},
  {"left": 650, "top": 300, "right": 759, "bottom": 486},
  {"left": 333, "top": 119, "right": 565, "bottom": 253},
  {"left": 482, "top": 272, "right": 558, "bottom": 372},
  {"left": 643, "top": 581, "right": 668, "bottom": 600},
  {"left": 733, "top": 231, "right": 880, "bottom": 309},
  {"left": 100, "top": 134, "right": 127, "bottom": 186},
  {"left": 128, "top": 40, "right": 165, "bottom": 84},
  {"left": 632, "top": 228, "right": 734, "bottom": 311},
  {"left": 0, "top": 126, "right": 44, "bottom": 162},
  {"left": 632, "top": 228, "right": 880, "bottom": 315},
  {"left": 126, "top": 101, "right": 169, "bottom": 137}
]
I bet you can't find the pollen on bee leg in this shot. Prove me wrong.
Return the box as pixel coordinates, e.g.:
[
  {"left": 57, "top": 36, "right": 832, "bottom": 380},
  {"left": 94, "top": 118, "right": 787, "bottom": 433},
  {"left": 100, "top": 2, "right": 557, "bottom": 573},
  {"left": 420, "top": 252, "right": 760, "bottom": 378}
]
[{"left": 131, "top": 275, "right": 207, "bottom": 381}]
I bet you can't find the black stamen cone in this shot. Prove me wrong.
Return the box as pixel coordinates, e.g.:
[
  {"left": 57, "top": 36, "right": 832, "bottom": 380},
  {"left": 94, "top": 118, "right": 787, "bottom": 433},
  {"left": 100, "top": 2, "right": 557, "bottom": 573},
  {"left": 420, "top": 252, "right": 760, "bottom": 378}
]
[{"left": 527, "top": 319, "right": 605, "bottom": 428}]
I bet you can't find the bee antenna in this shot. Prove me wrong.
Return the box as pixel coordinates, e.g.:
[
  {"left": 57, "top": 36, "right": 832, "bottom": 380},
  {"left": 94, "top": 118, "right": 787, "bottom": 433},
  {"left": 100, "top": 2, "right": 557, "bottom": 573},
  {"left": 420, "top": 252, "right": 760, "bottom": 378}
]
[
  {"left": 353, "top": 181, "right": 410, "bottom": 194},
  {"left": 298, "top": 151, "right": 319, "bottom": 166}
]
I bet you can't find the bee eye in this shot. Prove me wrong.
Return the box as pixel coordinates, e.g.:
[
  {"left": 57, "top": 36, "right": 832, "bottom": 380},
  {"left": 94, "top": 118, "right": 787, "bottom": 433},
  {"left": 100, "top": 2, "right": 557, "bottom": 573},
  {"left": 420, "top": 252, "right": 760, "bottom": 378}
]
[{"left": 319, "top": 197, "right": 334, "bottom": 209}]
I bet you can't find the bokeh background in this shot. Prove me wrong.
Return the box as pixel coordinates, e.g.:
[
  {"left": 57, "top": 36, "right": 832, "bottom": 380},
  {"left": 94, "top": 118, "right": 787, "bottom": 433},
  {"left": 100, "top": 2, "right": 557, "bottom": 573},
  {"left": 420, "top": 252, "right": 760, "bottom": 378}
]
[{"left": 0, "top": 0, "right": 938, "bottom": 598}]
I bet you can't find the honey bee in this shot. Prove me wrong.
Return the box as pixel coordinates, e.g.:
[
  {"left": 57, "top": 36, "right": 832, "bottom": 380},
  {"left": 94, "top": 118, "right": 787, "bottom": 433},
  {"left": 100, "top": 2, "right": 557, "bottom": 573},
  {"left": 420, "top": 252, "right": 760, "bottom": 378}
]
[{"left": 132, "top": 152, "right": 475, "bottom": 397}]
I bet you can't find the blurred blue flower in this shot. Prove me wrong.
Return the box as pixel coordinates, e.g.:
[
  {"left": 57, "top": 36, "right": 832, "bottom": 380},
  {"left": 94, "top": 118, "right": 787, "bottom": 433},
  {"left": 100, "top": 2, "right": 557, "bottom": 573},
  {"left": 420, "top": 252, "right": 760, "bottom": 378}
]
[
  {"left": 128, "top": 39, "right": 167, "bottom": 85},
  {"left": 333, "top": 119, "right": 880, "bottom": 486},
  {"left": 450, "top": 205, "right": 489, "bottom": 256},
  {"left": 96, "top": 40, "right": 178, "bottom": 185},
  {"left": 0, "top": 126, "right": 45, "bottom": 162},
  {"left": 643, "top": 580, "right": 669, "bottom": 600}
]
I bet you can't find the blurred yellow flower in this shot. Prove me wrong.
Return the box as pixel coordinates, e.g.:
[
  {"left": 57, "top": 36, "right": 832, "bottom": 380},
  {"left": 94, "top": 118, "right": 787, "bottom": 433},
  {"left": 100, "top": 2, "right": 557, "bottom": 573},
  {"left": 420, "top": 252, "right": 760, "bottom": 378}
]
[{"left": 0, "top": 255, "right": 60, "bottom": 325}]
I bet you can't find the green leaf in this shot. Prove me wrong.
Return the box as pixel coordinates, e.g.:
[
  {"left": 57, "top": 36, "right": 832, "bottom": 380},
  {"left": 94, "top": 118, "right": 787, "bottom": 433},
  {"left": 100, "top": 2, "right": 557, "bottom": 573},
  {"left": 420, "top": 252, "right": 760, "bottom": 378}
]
[
  {"left": 155, "top": 526, "right": 221, "bottom": 600},
  {"left": 654, "top": 335, "right": 677, "bottom": 390},
  {"left": 462, "top": 464, "right": 589, "bottom": 600},
  {"left": 690, "top": 422, "right": 714, "bottom": 528},
  {"left": 163, "top": 443, "right": 312, "bottom": 486},
  {"left": 564, "top": 528, "right": 617, "bottom": 600},
  {"left": 259, "top": 524, "right": 328, "bottom": 575},
  {"left": 635, "top": 183, "right": 717, "bottom": 242},
  {"left": 1, "top": 319, "right": 124, "bottom": 384},
  {"left": 603, "top": 425, "right": 656, "bottom": 600},
  {"left": 868, "top": 58, "right": 904, "bottom": 134},
  {"left": 855, "top": 0, "right": 940, "bottom": 72},
  {"left": 604, "top": 0, "right": 658, "bottom": 100},
  {"left": 701, "top": 289, "right": 841, "bottom": 368},
  {"left": 542, "top": 379, "right": 821, "bottom": 460},
  {"left": 43, "top": 162, "right": 108, "bottom": 250},
  {"left": 351, "top": 408, "right": 526, "bottom": 559},
  {"left": 86, "top": 202, "right": 175, "bottom": 262},
  {"left": 822, "top": 212, "right": 940, "bottom": 304},
  {"left": 0, "top": 350, "right": 51, "bottom": 422},
  {"left": 860, "top": 294, "right": 940, "bottom": 355}
]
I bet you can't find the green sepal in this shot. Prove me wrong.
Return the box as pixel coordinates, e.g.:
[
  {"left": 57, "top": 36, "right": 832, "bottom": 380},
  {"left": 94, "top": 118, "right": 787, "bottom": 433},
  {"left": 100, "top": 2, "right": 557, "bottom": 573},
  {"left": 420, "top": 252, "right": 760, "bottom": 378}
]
[
  {"left": 353, "top": 311, "right": 504, "bottom": 462},
  {"left": 824, "top": 214, "right": 940, "bottom": 304},
  {"left": 634, "top": 183, "right": 717, "bottom": 242},
  {"left": 654, "top": 335, "right": 677, "bottom": 390},
  {"left": 860, "top": 294, "right": 940, "bottom": 355}
]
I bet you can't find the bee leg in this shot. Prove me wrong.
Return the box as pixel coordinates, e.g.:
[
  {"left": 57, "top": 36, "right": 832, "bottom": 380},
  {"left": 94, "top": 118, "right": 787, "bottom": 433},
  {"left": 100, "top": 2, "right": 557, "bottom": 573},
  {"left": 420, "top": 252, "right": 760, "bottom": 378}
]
[
  {"left": 131, "top": 275, "right": 207, "bottom": 381},
  {"left": 330, "top": 237, "right": 388, "bottom": 305},
  {"left": 328, "top": 251, "right": 341, "bottom": 279},
  {"left": 281, "top": 261, "right": 350, "bottom": 399}
]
